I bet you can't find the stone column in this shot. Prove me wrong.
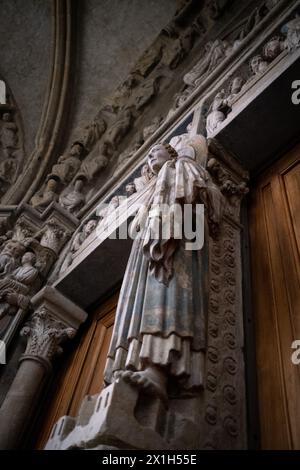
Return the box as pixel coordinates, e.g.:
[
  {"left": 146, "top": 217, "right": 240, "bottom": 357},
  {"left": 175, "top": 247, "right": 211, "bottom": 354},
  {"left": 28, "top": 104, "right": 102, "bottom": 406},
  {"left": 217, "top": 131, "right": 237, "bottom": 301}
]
[{"left": 0, "top": 286, "right": 87, "bottom": 449}]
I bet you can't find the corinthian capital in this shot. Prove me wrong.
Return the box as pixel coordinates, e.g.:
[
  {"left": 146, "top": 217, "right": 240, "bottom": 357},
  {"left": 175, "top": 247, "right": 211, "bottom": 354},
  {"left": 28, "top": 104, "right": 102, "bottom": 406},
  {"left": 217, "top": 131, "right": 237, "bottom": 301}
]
[
  {"left": 20, "top": 286, "right": 87, "bottom": 370},
  {"left": 21, "top": 307, "right": 76, "bottom": 363}
]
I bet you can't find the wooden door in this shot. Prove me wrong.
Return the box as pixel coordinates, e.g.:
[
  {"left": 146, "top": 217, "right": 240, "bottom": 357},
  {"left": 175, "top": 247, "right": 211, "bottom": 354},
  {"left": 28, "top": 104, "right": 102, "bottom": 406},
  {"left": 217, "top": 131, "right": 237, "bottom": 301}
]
[
  {"left": 249, "top": 144, "right": 300, "bottom": 449},
  {"left": 34, "top": 292, "right": 118, "bottom": 449}
]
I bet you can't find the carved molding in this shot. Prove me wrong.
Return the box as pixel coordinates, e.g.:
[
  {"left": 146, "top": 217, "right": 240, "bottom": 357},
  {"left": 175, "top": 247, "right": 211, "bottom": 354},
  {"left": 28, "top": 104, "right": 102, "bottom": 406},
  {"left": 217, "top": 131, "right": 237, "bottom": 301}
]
[{"left": 3, "top": 0, "right": 75, "bottom": 206}]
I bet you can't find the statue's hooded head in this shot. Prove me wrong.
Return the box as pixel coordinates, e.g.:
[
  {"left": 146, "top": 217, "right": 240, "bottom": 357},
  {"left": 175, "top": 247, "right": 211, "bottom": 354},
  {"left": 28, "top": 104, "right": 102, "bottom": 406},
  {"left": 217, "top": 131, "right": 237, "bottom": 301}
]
[{"left": 147, "top": 143, "right": 177, "bottom": 174}]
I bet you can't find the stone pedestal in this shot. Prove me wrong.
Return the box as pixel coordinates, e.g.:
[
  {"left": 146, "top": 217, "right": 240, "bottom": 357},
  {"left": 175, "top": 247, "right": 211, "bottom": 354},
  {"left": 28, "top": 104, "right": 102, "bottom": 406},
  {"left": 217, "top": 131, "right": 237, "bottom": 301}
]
[{"left": 45, "top": 378, "right": 200, "bottom": 450}]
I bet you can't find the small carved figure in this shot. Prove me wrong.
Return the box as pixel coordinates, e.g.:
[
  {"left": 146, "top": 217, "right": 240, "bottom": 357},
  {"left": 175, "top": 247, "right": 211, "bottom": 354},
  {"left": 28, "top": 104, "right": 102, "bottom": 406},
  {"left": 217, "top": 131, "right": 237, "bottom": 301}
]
[
  {"left": 30, "top": 179, "right": 58, "bottom": 209},
  {"left": 163, "top": 26, "right": 196, "bottom": 70},
  {"left": 281, "top": 14, "right": 300, "bottom": 51},
  {"left": 183, "top": 39, "right": 233, "bottom": 87},
  {"left": 263, "top": 36, "right": 285, "bottom": 61},
  {"left": 0, "top": 112, "right": 18, "bottom": 158},
  {"left": 249, "top": 55, "right": 268, "bottom": 75},
  {"left": 76, "top": 144, "right": 109, "bottom": 181},
  {"left": 104, "top": 109, "right": 133, "bottom": 155},
  {"left": 60, "top": 219, "right": 97, "bottom": 273},
  {"left": 0, "top": 155, "right": 18, "bottom": 185},
  {"left": 80, "top": 116, "right": 107, "bottom": 152},
  {"left": 0, "top": 252, "right": 38, "bottom": 319},
  {"left": 226, "top": 76, "right": 245, "bottom": 107},
  {"left": 206, "top": 90, "right": 230, "bottom": 136},
  {"left": 0, "top": 240, "right": 26, "bottom": 278},
  {"left": 59, "top": 179, "right": 85, "bottom": 213},
  {"left": 48, "top": 142, "right": 84, "bottom": 185}
]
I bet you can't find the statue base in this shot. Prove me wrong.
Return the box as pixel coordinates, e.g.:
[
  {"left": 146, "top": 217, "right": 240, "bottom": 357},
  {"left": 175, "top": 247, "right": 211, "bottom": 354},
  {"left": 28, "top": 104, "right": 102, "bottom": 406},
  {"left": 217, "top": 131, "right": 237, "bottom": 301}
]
[{"left": 45, "top": 378, "right": 200, "bottom": 450}]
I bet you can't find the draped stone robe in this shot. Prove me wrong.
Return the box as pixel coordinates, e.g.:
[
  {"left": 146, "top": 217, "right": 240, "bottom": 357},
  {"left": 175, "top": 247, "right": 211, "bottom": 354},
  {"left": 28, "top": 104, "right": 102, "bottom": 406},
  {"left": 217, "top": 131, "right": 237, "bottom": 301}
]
[{"left": 104, "top": 155, "right": 223, "bottom": 393}]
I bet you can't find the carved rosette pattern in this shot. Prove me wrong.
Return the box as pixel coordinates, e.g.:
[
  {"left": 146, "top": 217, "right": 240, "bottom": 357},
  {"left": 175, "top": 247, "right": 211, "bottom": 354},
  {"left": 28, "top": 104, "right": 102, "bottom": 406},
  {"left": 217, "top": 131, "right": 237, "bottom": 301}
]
[
  {"left": 20, "top": 307, "right": 76, "bottom": 367},
  {"left": 201, "top": 197, "right": 247, "bottom": 449}
]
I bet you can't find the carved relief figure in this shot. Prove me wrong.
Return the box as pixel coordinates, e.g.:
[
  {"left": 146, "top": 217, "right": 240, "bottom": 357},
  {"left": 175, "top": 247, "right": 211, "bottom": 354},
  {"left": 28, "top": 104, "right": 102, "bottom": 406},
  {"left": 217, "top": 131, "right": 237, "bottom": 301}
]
[
  {"left": 249, "top": 55, "right": 268, "bottom": 76},
  {"left": 163, "top": 26, "right": 196, "bottom": 70},
  {"left": 133, "top": 76, "right": 162, "bottom": 111},
  {"left": 104, "top": 137, "right": 224, "bottom": 402},
  {"left": 206, "top": 90, "right": 230, "bottom": 136},
  {"left": 282, "top": 14, "right": 300, "bottom": 51},
  {"left": 80, "top": 116, "right": 107, "bottom": 153},
  {"left": 0, "top": 240, "right": 25, "bottom": 278},
  {"left": 183, "top": 39, "right": 233, "bottom": 87},
  {"left": 30, "top": 179, "right": 58, "bottom": 209},
  {"left": 48, "top": 142, "right": 84, "bottom": 186},
  {"left": 262, "top": 36, "right": 285, "bottom": 61},
  {"left": 59, "top": 179, "right": 86, "bottom": 213},
  {"left": 60, "top": 219, "right": 97, "bottom": 273},
  {"left": 76, "top": 144, "right": 109, "bottom": 182},
  {"left": 226, "top": 76, "right": 245, "bottom": 107},
  {"left": 0, "top": 252, "right": 38, "bottom": 320},
  {"left": 0, "top": 112, "right": 18, "bottom": 158},
  {"left": 104, "top": 109, "right": 133, "bottom": 155}
]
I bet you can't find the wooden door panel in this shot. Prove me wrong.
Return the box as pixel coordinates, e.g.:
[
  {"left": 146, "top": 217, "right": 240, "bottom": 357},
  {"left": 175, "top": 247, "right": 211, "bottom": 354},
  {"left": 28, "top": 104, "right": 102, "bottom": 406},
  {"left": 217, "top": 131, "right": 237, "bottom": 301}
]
[{"left": 249, "top": 145, "right": 300, "bottom": 449}]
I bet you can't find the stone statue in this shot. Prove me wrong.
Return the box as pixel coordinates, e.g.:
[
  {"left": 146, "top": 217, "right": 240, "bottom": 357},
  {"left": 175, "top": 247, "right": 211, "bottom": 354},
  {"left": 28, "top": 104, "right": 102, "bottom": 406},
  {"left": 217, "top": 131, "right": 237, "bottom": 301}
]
[
  {"left": 80, "top": 116, "right": 107, "bottom": 153},
  {"left": 0, "top": 240, "right": 26, "bottom": 278},
  {"left": 163, "top": 26, "right": 196, "bottom": 70},
  {"left": 249, "top": 55, "right": 268, "bottom": 76},
  {"left": 133, "top": 76, "right": 162, "bottom": 111},
  {"left": 104, "top": 109, "right": 133, "bottom": 155},
  {"left": 166, "top": 87, "right": 192, "bottom": 119},
  {"left": 206, "top": 90, "right": 230, "bottom": 136},
  {"left": 0, "top": 112, "right": 18, "bottom": 158},
  {"left": 76, "top": 144, "right": 109, "bottom": 182},
  {"left": 59, "top": 179, "right": 85, "bottom": 213},
  {"left": 282, "top": 14, "right": 300, "bottom": 51},
  {"left": 226, "top": 76, "right": 245, "bottom": 107},
  {"left": 60, "top": 219, "right": 98, "bottom": 274},
  {"left": 48, "top": 142, "right": 84, "bottom": 186},
  {"left": 183, "top": 39, "right": 233, "bottom": 87},
  {"left": 0, "top": 252, "right": 38, "bottom": 320},
  {"left": 104, "top": 137, "right": 224, "bottom": 402},
  {"left": 0, "top": 155, "right": 18, "bottom": 186},
  {"left": 30, "top": 179, "right": 58, "bottom": 209},
  {"left": 262, "top": 36, "right": 285, "bottom": 61}
]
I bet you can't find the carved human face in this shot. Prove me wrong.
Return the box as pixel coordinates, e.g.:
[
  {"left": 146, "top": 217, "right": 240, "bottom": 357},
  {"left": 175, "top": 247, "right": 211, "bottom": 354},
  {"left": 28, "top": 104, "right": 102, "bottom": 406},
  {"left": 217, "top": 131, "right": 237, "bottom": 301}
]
[
  {"left": 22, "top": 252, "right": 36, "bottom": 265},
  {"left": 125, "top": 183, "right": 136, "bottom": 196},
  {"left": 250, "top": 56, "right": 262, "bottom": 74},
  {"left": 4, "top": 241, "right": 24, "bottom": 258},
  {"left": 84, "top": 220, "right": 97, "bottom": 236},
  {"left": 147, "top": 144, "right": 170, "bottom": 174},
  {"left": 230, "top": 76, "right": 243, "bottom": 94},
  {"left": 70, "top": 144, "right": 83, "bottom": 157}
]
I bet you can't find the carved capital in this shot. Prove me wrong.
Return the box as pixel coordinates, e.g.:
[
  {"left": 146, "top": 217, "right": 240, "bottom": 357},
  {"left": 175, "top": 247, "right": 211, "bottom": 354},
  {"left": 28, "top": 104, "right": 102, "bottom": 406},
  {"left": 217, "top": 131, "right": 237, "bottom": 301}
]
[
  {"left": 20, "top": 307, "right": 76, "bottom": 366},
  {"left": 19, "top": 286, "right": 87, "bottom": 371}
]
